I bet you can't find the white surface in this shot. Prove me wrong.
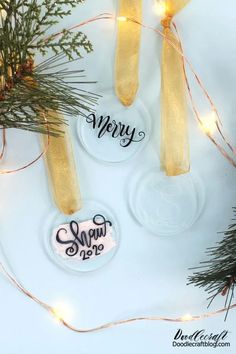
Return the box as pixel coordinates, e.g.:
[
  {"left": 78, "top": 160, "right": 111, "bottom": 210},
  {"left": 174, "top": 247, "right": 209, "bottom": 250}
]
[{"left": 0, "top": 0, "right": 236, "bottom": 353}]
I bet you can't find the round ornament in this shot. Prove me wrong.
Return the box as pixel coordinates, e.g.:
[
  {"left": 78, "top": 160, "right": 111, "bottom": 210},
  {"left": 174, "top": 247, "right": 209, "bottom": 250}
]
[
  {"left": 129, "top": 168, "right": 205, "bottom": 236},
  {"left": 77, "top": 93, "right": 151, "bottom": 163},
  {"left": 44, "top": 200, "right": 119, "bottom": 272}
]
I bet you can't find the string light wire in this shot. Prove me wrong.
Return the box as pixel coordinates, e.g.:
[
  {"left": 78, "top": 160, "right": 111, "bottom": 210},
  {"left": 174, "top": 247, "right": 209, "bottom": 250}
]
[
  {"left": 0, "top": 261, "right": 236, "bottom": 332},
  {"left": 0, "top": 113, "right": 50, "bottom": 174}
]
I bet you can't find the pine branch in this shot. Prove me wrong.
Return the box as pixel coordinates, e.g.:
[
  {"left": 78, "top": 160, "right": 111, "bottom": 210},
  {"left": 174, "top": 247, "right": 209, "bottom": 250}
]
[
  {"left": 188, "top": 208, "right": 236, "bottom": 320},
  {"left": 0, "top": 0, "right": 97, "bottom": 134},
  {"left": 0, "top": 0, "right": 92, "bottom": 60},
  {"left": 33, "top": 30, "right": 93, "bottom": 59},
  {"left": 0, "top": 54, "right": 99, "bottom": 135}
]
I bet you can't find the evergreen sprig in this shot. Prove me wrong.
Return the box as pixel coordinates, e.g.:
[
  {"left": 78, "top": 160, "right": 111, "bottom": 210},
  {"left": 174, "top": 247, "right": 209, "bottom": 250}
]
[
  {"left": 0, "top": 0, "right": 97, "bottom": 135},
  {"left": 0, "top": 54, "right": 99, "bottom": 135},
  {"left": 0, "top": 0, "right": 91, "bottom": 60},
  {"left": 188, "top": 208, "right": 236, "bottom": 320}
]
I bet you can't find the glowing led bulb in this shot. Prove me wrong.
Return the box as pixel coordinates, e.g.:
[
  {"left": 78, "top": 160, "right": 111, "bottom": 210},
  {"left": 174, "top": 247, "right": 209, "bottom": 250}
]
[
  {"left": 181, "top": 313, "right": 193, "bottom": 322},
  {"left": 117, "top": 16, "right": 127, "bottom": 22},
  {"left": 52, "top": 302, "right": 73, "bottom": 323},
  {"left": 0, "top": 7, "right": 7, "bottom": 22},
  {"left": 200, "top": 111, "right": 217, "bottom": 135},
  {"left": 154, "top": 1, "right": 167, "bottom": 17}
]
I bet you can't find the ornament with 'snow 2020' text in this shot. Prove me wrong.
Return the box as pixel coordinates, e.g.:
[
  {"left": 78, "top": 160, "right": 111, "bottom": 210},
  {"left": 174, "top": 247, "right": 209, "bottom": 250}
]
[
  {"left": 52, "top": 215, "right": 115, "bottom": 261},
  {"left": 44, "top": 200, "right": 119, "bottom": 272},
  {"left": 77, "top": 93, "right": 151, "bottom": 163}
]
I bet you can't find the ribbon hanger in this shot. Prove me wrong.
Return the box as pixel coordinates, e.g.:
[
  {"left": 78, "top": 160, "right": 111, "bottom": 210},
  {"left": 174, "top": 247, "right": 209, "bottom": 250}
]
[
  {"left": 160, "top": 0, "right": 191, "bottom": 176},
  {"left": 115, "top": 0, "right": 142, "bottom": 106}
]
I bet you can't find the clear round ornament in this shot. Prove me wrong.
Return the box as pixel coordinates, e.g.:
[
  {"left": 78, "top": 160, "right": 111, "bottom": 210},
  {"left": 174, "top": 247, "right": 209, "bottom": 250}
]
[
  {"left": 44, "top": 200, "right": 119, "bottom": 273},
  {"left": 77, "top": 93, "right": 151, "bottom": 163},
  {"left": 129, "top": 168, "right": 205, "bottom": 236}
]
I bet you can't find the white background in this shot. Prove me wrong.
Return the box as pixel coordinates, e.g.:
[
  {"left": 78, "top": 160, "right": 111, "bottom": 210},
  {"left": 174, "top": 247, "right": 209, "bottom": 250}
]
[{"left": 0, "top": 0, "right": 236, "bottom": 353}]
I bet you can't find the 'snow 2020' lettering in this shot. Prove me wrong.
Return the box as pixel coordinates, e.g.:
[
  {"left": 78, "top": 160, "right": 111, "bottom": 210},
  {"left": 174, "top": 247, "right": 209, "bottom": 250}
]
[{"left": 54, "top": 214, "right": 114, "bottom": 261}]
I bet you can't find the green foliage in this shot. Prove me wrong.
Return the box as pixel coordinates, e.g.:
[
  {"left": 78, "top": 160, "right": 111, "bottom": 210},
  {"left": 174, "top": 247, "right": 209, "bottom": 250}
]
[
  {"left": 0, "top": 54, "right": 99, "bottom": 135},
  {"left": 0, "top": 0, "right": 92, "bottom": 60},
  {"left": 0, "top": 0, "right": 97, "bottom": 134},
  {"left": 188, "top": 209, "right": 236, "bottom": 320}
]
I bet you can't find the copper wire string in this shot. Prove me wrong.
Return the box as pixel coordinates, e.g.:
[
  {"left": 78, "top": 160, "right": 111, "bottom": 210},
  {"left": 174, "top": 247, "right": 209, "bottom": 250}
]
[
  {"left": 172, "top": 22, "right": 236, "bottom": 167},
  {"left": 43, "top": 13, "right": 114, "bottom": 43},
  {"left": 0, "top": 261, "right": 236, "bottom": 333},
  {"left": 0, "top": 114, "right": 50, "bottom": 175}
]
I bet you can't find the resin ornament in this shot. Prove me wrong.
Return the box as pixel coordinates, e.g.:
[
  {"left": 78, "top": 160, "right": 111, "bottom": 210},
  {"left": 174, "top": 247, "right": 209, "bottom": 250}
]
[
  {"left": 45, "top": 200, "right": 119, "bottom": 272},
  {"left": 77, "top": 93, "right": 151, "bottom": 163}
]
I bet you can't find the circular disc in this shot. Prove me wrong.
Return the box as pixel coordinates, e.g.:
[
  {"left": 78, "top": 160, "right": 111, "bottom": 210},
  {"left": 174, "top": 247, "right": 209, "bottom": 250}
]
[
  {"left": 77, "top": 93, "right": 151, "bottom": 163},
  {"left": 44, "top": 200, "right": 119, "bottom": 273},
  {"left": 129, "top": 168, "right": 205, "bottom": 236}
]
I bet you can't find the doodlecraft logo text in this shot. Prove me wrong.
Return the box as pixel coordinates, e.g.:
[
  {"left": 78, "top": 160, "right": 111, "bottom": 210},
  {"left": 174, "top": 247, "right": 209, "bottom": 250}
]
[{"left": 172, "top": 329, "right": 230, "bottom": 348}]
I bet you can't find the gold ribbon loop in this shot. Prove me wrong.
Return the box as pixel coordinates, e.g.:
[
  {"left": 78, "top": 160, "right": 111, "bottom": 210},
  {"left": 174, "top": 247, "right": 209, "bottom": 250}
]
[
  {"left": 43, "top": 111, "right": 82, "bottom": 215},
  {"left": 160, "top": 0, "right": 190, "bottom": 176},
  {"left": 115, "top": 0, "right": 142, "bottom": 106}
]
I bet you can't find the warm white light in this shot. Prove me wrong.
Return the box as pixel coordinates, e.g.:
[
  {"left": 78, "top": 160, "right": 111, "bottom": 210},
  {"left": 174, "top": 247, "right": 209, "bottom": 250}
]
[
  {"left": 52, "top": 302, "right": 73, "bottom": 323},
  {"left": 154, "top": 1, "right": 167, "bottom": 17},
  {"left": 181, "top": 313, "right": 193, "bottom": 322},
  {"left": 200, "top": 111, "right": 217, "bottom": 135},
  {"left": 0, "top": 6, "right": 7, "bottom": 23},
  {"left": 0, "top": 0, "right": 8, "bottom": 17},
  {"left": 117, "top": 16, "right": 127, "bottom": 22}
]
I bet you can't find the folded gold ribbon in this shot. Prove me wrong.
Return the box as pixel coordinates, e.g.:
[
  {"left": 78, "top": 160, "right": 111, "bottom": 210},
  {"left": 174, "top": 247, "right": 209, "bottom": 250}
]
[
  {"left": 161, "top": 0, "right": 190, "bottom": 176},
  {"left": 43, "top": 111, "right": 82, "bottom": 215},
  {"left": 115, "top": 0, "right": 142, "bottom": 106}
]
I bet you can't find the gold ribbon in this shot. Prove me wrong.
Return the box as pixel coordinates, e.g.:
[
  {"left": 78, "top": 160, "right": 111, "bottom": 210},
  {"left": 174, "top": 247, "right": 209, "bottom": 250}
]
[
  {"left": 0, "top": 56, "right": 81, "bottom": 214},
  {"left": 161, "top": 0, "right": 190, "bottom": 176},
  {"left": 43, "top": 111, "right": 82, "bottom": 215},
  {"left": 115, "top": 0, "right": 142, "bottom": 106}
]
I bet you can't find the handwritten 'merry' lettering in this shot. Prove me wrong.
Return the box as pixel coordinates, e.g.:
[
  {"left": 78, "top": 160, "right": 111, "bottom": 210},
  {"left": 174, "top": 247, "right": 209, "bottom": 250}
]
[{"left": 85, "top": 113, "right": 145, "bottom": 147}]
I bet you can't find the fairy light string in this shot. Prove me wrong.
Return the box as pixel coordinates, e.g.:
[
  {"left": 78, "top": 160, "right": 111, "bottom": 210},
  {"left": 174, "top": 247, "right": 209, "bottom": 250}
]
[
  {"left": 0, "top": 9, "right": 236, "bottom": 332},
  {"left": 0, "top": 112, "right": 50, "bottom": 175},
  {"left": 172, "top": 22, "right": 236, "bottom": 168},
  {"left": 0, "top": 261, "right": 236, "bottom": 332}
]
